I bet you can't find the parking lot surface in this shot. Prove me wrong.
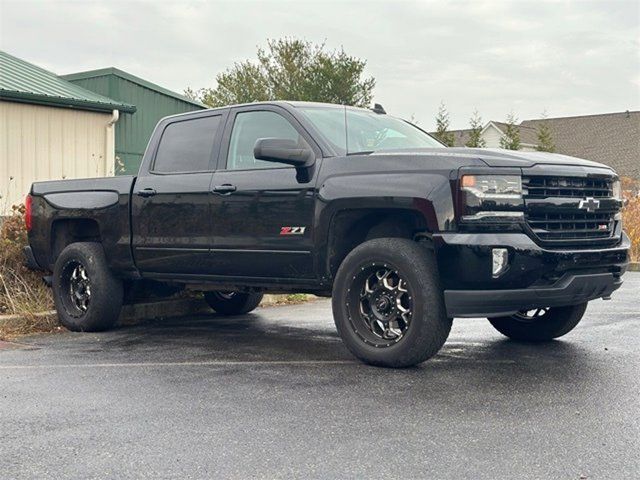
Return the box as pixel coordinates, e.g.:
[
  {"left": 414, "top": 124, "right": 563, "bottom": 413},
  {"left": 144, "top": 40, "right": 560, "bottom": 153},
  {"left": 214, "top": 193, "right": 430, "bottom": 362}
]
[{"left": 1, "top": 273, "right": 639, "bottom": 479}]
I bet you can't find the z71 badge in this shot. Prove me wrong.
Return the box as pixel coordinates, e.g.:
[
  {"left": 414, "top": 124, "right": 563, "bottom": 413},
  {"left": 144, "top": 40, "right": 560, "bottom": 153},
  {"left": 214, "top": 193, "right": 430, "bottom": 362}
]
[{"left": 280, "top": 226, "right": 306, "bottom": 235}]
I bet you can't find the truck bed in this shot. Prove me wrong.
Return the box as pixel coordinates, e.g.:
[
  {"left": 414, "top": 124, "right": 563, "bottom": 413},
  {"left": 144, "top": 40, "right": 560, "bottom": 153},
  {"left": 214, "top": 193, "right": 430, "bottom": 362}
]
[{"left": 28, "top": 175, "right": 138, "bottom": 276}]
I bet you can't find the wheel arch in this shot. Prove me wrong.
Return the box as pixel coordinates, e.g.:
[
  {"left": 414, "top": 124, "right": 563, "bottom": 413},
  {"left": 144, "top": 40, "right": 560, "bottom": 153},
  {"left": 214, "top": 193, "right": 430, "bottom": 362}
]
[
  {"left": 50, "top": 218, "right": 102, "bottom": 267},
  {"left": 323, "top": 207, "right": 433, "bottom": 282}
]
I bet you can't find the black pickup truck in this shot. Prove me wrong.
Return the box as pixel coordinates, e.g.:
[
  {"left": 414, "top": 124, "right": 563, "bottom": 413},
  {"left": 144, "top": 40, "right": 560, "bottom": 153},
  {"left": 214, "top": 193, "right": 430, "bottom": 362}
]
[{"left": 25, "top": 101, "right": 630, "bottom": 367}]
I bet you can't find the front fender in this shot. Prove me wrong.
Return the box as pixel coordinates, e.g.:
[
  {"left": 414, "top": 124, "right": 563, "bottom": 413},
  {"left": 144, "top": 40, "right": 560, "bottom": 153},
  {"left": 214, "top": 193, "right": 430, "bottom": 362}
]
[{"left": 313, "top": 170, "right": 456, "bottom": 282}]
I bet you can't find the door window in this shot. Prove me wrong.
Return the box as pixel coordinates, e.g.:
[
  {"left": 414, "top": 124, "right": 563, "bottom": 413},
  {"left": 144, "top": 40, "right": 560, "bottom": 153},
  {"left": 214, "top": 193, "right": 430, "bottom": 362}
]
[
  {"left": 153, "top": 115, "right": 221, "bottom": 173},
  {"left": 226, "top": 111, "right": 302, "bottom": 170}
]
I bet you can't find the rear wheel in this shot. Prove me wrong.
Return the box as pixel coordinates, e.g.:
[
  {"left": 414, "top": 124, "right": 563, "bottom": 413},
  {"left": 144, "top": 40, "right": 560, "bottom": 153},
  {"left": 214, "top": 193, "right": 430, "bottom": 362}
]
[
  {"left": 52, "top": 242, "right": 123, "bottom": 332},
  {"left": 203, "top": 291, "right": 263, "bottom": 315},
  {"left": 488, "top": 303, "right": 588, "bottom": 342},
  {"left": 332, "top": 238, "right": 452, "bottom": 368}
]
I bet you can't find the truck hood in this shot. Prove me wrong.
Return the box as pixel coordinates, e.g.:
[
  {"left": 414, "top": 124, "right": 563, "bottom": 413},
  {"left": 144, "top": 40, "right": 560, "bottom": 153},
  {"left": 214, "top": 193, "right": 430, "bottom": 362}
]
[{"left": 371, "top": 147, "right": 614, "bottom": 172}]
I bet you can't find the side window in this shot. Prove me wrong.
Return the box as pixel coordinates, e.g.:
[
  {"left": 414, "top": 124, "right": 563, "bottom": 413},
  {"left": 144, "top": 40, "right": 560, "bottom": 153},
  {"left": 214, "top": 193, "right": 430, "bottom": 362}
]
[
  {"left": 153, "top": 115, "right": 220, "bottom": 173},
  {"left": 226, "top": 111, "right": 302, "bottom": 170}
]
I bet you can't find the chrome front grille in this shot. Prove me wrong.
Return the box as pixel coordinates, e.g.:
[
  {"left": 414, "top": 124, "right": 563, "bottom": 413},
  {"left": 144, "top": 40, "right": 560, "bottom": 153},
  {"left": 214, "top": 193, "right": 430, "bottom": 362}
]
[{"left": 523, "top": 175, "right": 620, "bottom": 246}]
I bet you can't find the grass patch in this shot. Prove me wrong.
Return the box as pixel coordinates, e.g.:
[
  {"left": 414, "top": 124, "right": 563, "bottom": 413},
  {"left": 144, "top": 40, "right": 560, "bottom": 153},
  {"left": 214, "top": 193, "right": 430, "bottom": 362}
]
[
  {"left": 261, "top": 293, "right": 314, "bottom": 306},
  {"left": 0, "top": 313, "right": 62, "bottom": 340}
]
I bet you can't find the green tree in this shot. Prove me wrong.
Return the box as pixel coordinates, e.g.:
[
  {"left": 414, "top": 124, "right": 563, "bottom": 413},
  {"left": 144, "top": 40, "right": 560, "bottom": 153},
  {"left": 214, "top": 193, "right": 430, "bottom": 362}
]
[
  {"left": 434, "top": 102, "right": 455, "bottom": 147},
  {"left": 500, "top": 112, "right": 521, "bottom": 150},
  {"left": 535, "top": 112, "right": 556, "bottom": 152},
  {"left": 188, "top": 38, "right": 375, "bottom": 108},
  {"left": 465, "top": 109, "right": 486, "bottom": 148}
]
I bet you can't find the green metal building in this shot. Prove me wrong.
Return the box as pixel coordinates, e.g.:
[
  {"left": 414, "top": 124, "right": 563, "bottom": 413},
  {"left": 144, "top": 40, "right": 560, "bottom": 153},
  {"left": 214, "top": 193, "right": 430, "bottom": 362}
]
[{"left": 62, "top": 68, "right": 205, "bottom": 174}]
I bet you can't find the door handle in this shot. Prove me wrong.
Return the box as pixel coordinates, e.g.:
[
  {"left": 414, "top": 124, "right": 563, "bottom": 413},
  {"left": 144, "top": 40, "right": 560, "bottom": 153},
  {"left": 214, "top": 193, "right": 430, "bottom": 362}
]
[
  {"left": 136, "top": 188, "right": 157, "bottom": 198},
  {"left": 211, "top": 184, "right": 237, "bottom": 195}
]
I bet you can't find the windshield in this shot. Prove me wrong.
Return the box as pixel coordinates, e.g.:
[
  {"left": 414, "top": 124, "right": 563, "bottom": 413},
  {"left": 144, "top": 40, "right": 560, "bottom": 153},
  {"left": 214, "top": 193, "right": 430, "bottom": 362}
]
[{"left": 297, "top": 105, "right": 444, "bottom": 155}]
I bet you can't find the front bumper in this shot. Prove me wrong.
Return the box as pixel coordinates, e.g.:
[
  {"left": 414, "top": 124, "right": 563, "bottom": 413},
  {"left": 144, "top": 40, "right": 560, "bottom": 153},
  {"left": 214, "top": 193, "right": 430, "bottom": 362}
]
[{"left": 434, "top": 232, "right": 629, "bottom": 318}]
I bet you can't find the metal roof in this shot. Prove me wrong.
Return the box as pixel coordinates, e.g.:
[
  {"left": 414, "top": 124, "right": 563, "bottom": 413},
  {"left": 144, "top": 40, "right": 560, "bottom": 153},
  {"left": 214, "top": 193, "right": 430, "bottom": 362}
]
[
  {"left": 0, "top": 51, "right": 136, "bottom": 113},
  {"left": 61, "top": 67, "right": 205, "bottom": 108}
]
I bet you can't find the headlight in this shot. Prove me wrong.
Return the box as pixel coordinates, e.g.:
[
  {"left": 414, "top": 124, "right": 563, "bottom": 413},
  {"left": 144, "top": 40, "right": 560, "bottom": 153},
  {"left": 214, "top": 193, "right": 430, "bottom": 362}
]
[
  {"left": 612, "top": 179, "right": 621, "bottom": 200},
  {"left": 458, "top": 174, "right": 524, "bottom": 223},
  {"left": 461, "top": 175, "right": 522, "bottom": 198}
]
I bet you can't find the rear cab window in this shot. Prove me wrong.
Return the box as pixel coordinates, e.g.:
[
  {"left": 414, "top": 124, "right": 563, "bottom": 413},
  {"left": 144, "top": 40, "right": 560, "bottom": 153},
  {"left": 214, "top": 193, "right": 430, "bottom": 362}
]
[{"left": 152, "top": 115, "right": 221, "bottom": 173}]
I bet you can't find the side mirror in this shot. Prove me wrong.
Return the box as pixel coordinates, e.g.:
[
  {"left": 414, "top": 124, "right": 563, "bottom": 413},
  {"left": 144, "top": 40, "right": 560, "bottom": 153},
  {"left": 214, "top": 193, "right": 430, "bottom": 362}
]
[{"left": 253, "top": 138, "right": 315, "bottom": 167}]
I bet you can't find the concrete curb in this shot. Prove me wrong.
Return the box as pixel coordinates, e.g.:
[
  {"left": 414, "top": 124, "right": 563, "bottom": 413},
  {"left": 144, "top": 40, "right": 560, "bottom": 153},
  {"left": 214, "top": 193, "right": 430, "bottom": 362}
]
[
  {"left": 0, "top": 299, "right": 211, "bottom": 326},
  {"left": 0, "top": 295, "right": 315, "bottom": 326},
  {"left": 0, "top": 310, "right": 55, "bottom": 322}
]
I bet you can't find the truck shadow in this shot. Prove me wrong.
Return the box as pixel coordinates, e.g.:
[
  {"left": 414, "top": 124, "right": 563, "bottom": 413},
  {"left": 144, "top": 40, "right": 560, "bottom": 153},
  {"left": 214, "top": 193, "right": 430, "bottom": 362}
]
[{"left": 93, "top": 308, "right": 596, "bottom": 386}]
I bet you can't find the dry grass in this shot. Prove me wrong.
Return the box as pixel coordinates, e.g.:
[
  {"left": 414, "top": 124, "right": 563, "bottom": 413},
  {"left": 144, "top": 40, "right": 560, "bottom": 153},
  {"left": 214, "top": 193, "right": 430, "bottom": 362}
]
[
  {"left": 621, "top": 177, "right": 640, "bottom": 262},
  {"left": 0, "top": 314, "right": 62, "bottom": 340},
  {"left": 0, "top": 205, "right": 55, "bottom": 339},
  {"left": 260, "top": 293, "right": 313, "bottom": 307}
]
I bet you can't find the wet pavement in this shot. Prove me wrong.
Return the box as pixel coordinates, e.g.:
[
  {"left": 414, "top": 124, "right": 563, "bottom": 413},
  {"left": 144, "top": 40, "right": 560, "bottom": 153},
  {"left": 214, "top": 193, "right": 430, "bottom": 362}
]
[{"left": 1, "top": 273, "right": 639, "bottom": 479}]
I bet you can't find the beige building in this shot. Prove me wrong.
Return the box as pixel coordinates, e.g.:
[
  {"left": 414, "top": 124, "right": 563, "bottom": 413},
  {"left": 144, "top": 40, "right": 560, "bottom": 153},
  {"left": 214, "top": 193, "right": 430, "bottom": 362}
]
[{"left": 0, "top": 51, "right": 135, "bottom": 215}]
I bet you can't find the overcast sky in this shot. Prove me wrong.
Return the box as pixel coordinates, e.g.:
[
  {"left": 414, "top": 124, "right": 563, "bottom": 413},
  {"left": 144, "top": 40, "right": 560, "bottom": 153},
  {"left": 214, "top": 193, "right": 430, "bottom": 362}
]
[{"left": 1, "top": 0, "right": 638, "bottom": 129}]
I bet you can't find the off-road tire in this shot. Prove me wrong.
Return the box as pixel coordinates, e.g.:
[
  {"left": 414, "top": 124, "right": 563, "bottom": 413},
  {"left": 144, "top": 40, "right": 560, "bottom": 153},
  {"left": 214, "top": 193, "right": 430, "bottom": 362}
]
[
  {"left": 52, "top": 242, "right": 123, "bottom": 332},
  {"left": 332, "top": 238, "right": 452, "bottom": 368},
  {"left": 488, "top": 302, "right": 588, "bottom": 342},
  {"left": 204, "top": 291, "right": 263, "bottom": 315}
]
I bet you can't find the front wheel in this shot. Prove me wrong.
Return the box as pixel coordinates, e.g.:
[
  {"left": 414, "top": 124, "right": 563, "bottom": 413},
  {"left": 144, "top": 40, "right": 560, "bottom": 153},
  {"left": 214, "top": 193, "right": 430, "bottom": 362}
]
[
  {"left": 203, "top": 291, "right": 263, "bottom": 315},
  {"left": 332, "top": 238, "right": 452, "bottom": 368},
  {"left": 488, "top": 303, "right": 588, "bottom": 342}
]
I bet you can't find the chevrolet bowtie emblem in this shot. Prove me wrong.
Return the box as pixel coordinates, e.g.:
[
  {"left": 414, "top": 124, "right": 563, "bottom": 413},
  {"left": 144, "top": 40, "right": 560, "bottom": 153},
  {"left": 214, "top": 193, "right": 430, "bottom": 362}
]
[{"left": 578, "top": 197, "right": 600, "bottom": 213}]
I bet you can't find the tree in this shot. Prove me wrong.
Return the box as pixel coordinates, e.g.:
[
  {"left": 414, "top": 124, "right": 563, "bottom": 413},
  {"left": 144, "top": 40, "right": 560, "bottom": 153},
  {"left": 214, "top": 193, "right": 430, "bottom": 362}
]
[
  {"left": 535, "top": 112, "right": 556, "bottom": 152},
  {"left": 465, "top": 109, "right": 486, "bottom": 148},
  {"left": 500, "top": 112, "right": 521, "bottom": 150},
  {"left": 188, "top": 38, "right": 375, "bottom": 108},
  {"left": 434, "top": 102, "right": 455, "bottom": 147}
]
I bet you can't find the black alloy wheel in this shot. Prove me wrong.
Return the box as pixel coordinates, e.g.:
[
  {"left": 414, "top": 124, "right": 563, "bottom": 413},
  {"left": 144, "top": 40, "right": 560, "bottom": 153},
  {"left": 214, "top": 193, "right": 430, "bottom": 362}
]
[
  {"left": 332, "top": 238, "right": 452, "bottom": 368},
  {"left": 346, "top": 264, "right": 413, "bottom": 347}
]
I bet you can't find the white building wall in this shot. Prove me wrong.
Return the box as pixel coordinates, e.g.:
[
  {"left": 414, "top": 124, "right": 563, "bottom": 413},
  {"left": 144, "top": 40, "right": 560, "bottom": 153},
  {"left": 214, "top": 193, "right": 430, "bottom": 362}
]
[
  {"left": 480, "top": 123, "right": 538, "bottom": 152},
  {"left": 0, "top": 101, "right": 114, "bottom": 215},
  {"left": 481, "top": 124, "right": 504, "bottom": 148}
]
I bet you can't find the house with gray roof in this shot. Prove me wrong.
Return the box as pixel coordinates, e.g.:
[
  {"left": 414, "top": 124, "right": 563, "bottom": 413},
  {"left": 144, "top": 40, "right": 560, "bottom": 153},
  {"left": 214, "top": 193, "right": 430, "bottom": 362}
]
[{"left": 444, "top": 111, "right": 640, "bottom": 179}]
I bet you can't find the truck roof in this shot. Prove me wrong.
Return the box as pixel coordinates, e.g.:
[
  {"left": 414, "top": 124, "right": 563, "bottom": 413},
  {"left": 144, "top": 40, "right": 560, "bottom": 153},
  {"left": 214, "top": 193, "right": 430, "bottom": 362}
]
[{"left": 157, "top": 100, "right": 374, "bottom": 123}]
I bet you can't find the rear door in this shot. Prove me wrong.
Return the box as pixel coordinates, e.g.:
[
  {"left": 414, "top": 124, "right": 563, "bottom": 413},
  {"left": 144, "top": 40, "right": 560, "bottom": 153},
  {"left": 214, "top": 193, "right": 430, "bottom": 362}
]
[
  {"left": 131, "top": 111, "right": 226, "bottom": 274},
  {"left": 208, "top": 105, "right": 321, "bottom": 279}
]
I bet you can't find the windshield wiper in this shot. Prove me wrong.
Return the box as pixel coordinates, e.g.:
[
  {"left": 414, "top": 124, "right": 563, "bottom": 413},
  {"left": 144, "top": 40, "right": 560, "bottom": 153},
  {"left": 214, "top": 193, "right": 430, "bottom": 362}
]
[{"left": 346, "top": 150, "right": 375, "bottom": 156}]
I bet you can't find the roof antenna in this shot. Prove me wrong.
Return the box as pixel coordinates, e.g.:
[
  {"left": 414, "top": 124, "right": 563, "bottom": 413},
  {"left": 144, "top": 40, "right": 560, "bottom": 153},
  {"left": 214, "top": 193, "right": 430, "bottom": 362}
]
[{"left": 372, "top": 103, "right": 386, "bottom": 114}]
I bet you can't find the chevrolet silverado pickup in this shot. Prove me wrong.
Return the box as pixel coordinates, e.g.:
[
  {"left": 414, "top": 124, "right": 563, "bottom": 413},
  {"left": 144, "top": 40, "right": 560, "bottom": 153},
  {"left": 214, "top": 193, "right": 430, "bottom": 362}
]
[{"left": 24, "top": 101, "right": 630, "bottom": 367}]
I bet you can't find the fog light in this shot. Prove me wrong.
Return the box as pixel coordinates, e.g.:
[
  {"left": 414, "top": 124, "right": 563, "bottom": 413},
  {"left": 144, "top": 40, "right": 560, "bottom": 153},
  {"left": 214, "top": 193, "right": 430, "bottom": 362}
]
[{"left": 492, "top": 248, "right": 509, "bottom": 278}]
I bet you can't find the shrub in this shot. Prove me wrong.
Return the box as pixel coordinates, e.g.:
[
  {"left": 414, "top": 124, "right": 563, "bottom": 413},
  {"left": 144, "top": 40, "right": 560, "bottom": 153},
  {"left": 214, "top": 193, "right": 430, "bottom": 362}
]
[
  {"left": 0, "top": 205, "right": 53, "bottom": 317},
  {"left": 621, "top": 177, "right": 640, "bottom": 262}
]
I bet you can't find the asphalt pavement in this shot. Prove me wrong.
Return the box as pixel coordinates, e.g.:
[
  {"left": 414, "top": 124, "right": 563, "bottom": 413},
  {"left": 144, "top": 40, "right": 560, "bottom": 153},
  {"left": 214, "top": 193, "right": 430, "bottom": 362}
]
[{"left": 1, "top": 273, "right": 639, "bottom": 479}]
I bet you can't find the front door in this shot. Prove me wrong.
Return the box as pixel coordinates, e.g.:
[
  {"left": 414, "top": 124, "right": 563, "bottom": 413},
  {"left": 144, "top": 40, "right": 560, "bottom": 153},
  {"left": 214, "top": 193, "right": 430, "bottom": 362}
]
[
  {"left": 209, "top": 106, "right": 321, "bottom": 279},
  {"left": 131, "top": 112, "right": 225, "bottom": 274}
]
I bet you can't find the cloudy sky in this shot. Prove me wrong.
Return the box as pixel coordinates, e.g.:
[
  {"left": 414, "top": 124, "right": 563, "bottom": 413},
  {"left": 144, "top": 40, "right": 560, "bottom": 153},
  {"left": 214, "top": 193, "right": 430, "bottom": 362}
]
[{"left": 1, "top": 0, "right": 638, "bottom": 129}]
